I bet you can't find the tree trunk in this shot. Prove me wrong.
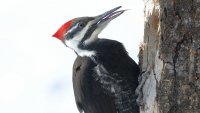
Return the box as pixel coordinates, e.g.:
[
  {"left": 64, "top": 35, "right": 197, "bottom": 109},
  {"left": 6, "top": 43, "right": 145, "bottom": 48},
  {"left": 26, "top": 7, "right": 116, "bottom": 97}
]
[{"left": 137, "top": 0, "right": 200, "bottom": 113}]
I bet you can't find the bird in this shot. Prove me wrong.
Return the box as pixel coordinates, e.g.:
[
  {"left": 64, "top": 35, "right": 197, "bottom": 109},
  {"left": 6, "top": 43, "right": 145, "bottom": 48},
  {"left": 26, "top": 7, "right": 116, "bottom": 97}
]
[{"left": 52, "top": 6, "right": 140, "bottom": 113}]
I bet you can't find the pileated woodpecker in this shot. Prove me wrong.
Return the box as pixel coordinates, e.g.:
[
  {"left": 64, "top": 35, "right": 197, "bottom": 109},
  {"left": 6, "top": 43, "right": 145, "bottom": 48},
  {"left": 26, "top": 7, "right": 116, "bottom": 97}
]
[{"left": 53, "top": 6, "right": 140, "bottom": 113}]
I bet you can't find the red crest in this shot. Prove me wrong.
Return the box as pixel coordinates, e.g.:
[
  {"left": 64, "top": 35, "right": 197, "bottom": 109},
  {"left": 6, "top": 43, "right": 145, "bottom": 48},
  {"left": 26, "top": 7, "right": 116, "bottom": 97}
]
[{"left": 52, "top": 19, "right": 73, "bottom": 40}]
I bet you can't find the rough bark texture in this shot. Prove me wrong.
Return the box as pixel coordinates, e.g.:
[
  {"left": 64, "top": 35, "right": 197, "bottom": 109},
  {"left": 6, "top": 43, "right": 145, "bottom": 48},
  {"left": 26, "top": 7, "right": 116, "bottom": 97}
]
[{"left": 137, "top": 0, "right": 200, "bottom": 113}]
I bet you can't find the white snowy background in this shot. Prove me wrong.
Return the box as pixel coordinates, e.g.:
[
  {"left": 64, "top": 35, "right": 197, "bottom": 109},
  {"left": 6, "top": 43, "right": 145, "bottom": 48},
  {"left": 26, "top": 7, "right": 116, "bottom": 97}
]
[{"left": 0, "top": 0, "right": 144, "bottom": 113}]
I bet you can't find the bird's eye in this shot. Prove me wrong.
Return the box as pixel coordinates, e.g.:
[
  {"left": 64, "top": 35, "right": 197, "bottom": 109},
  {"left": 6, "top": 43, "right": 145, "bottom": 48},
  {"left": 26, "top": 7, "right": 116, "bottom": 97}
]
[{"left": 78, "top": 22, "right": 85, "bottom": 28}]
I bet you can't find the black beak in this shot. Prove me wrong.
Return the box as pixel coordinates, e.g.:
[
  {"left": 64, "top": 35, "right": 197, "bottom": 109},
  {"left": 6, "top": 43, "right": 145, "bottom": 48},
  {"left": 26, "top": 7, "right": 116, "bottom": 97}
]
[{"left": 92, "top": 6, "right": 127, "bottom": 26}]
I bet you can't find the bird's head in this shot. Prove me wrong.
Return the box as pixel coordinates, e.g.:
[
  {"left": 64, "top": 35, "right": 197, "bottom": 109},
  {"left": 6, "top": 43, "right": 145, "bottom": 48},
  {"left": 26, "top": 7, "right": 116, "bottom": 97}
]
[{"left": 52, "top": 6, "right": 126, "bottom": 57}]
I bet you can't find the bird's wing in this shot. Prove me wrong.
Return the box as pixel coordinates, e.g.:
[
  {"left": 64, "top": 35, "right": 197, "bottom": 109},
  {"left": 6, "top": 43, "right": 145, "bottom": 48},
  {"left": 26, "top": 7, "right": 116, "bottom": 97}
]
[
  {"left": 93, "top": 64, "right": 139, "bottom": 113},
  {"left": 72, "top": 56, "right": 117, "bottom": 113}
]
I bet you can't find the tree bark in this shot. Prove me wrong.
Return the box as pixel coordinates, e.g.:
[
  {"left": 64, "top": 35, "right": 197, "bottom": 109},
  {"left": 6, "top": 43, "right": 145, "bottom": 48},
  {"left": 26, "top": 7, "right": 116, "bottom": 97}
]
[{"left": 137, "top": 0, "right": 200, "bottom": 113}]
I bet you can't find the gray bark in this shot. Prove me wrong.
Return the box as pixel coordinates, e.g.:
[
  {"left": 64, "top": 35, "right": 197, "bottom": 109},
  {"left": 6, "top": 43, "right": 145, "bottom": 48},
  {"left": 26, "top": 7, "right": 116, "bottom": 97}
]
[{"left": 137, "top": 0, "right": 200, "bottom": 113}]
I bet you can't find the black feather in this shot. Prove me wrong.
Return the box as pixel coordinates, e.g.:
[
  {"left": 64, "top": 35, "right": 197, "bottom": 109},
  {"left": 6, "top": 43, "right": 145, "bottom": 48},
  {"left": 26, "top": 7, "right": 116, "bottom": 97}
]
[{"left": 73, "top": 39, "right": 140, "bottom": 113}]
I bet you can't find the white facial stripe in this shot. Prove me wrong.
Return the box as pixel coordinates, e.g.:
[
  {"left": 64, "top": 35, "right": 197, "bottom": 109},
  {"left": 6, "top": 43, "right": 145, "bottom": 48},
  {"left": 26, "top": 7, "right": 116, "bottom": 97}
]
[
  {"left": 64, "top": 24, "right": 79, "bottom": 36},
  {"left": 65, "top": 39, "right": 79, "bottom": 50},
  {"left": 73, "top": 22, "right": 91, "bottom": 41},
  {"left": 84, "top": 27, "right": 101, "bottom": 44},
  {"left": 84, "top": 21, "right": 109, "bottom": 44},
  {"left": 64, "top": 21, "right": 106, "bottom": 57},
  {"left": 65, "top": 22, "right": 92, "bottom": 42},
  {"left": 65, "top": 39, "right": 96, "bottom": 57},
  {"left": 68, "top": 24, "right": 78, "bottom": 33}
]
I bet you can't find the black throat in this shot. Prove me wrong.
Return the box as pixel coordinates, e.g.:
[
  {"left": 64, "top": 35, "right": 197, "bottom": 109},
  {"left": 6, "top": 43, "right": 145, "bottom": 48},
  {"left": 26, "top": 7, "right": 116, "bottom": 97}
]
[{"left": 80, "top": 24, "right": 98, "bottom": 43}]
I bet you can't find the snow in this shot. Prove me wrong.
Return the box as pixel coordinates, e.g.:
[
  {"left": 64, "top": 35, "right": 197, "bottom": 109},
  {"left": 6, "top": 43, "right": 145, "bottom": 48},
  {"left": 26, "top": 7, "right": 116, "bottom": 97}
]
[{"left": 0, "top": 0, "right": 144, "bottom": 113}]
